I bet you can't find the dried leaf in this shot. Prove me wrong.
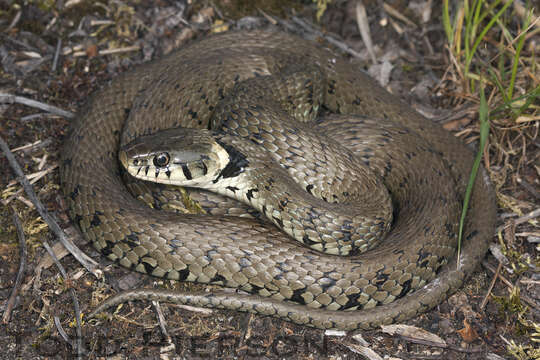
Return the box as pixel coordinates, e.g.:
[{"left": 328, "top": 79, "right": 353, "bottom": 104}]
[{"left": 457, "top": 319, "right": 479, "bottom": 343}]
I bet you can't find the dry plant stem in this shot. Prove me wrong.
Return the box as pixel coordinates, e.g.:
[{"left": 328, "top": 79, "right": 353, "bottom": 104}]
[
  {"left": 0, "top": 135, "right": 100, "bottom": 276},
  {"left": 290, "top": 16, "right": 363, "bottom": 58},
  {"left": 42, "top": 241, "right": 83, "bottom": 359},
  {"left": 382, "top": 2, "right": 417, "bottom": 28},
  {"left": 517, "top": 178, "right": 540, "bottom": 200},
  {"left": 5, "top": 9, "right": 22, "bottom": 32},
  {"left": 355, "top": 0, "right": 377, "bottom": 64},
  {"left": 52, "top": 38, "right": 62, "bottom": 72},
  {"left": 482, "top": 260, "right": 539, "bottom": 311},
  {"left": 495, "top": 208, "right": 540, "bottom": 233},
  {"left": 398, "top": 335, "right": 484, "bottom": 353},
  {"left": 0, "top": 93, "right": 74, "bottom": 119},
  {"left": 54, "top": 316, "right": 71, "bottom": 344},
  {"left": 3, "top": 165, "right": 58, "bottom": 206},
  {"left": 152, "top": 301, "right": 172, "bottom": 343},
  {"left": 8, "top": 138, "right": 52, "bottom": 153},
  {"left": 1, "top": 210, "right": 28, "bottom": 324},
  {"left": 480, "top": 261, "right": 502, "bottom": 310},
  {"left": 342, "top": 342, "right": 383, "bottom": 359},
  {"left": 256, "top": 11, "right": 363, "bottom": 60}
]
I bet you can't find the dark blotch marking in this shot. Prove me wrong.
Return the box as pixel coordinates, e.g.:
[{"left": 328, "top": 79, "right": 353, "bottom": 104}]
[
  {"left": 290, "top": 288, "right": 307, "bottom": 305},
  {"left": 200, "top": 160, "right": 208, "bottom": 175},
  {"left": 125, "top": 233, "right": 140, "bottom": 248},
  {"left": 181, "top": 164, "right": 192, "bottom": 180},
  {"left": 74, "top": 214, "right": 83, "bottom": 228},
  {"left": 374, "top": 271, "right": 389, "bottom": 285},
  {"left": 90, "top": 213, "right": 102, "bottom": 226},
  {"left": 213, "top": 139, "right": 249, "bottom": 182},
  {"left": 273, "top": 215, "right": 283, "bottom": 228},
  {"left": 397, "top": 279, "right": 412, "bottom": 299},
  {"left": 327, "top": 79, "right": 336, "bottom": 95},
  {"left": 178, "top": 268, "right": 190, "bottom": 281},
  {"left": 435, "top": 256, "right": 447, "bottom": 273},
  {"left": 302, "top": 234, "right": 317, "bottom": 245},
  {"left": 417, "top": 249, "right": 431, "bottom": 269},
  {"left": 246, "top": 188, "right": 258, "bottom": 201},
  {"left": 226, "top": 186, "right": 239, "bottom": 193},
  {"left": 466, "top": 229, "right": 478, "bottom": 241},
  {"left": 343, "top": 292, "right": 362, "bottom": 310},
  {"left": 70, "top": 185, "right": 80, "bottom": 200},
  {"left": 142, "top": 260, "right": 157, "bottom": 275},
  {"left": 306, "top": 184, "right": 314, "bottom": 195},
  {"left": 210, "top": 273, "right": 227, "bottom": 285},
  {"left": 187, "top": 109, "right": 198, "bottom": 119}
]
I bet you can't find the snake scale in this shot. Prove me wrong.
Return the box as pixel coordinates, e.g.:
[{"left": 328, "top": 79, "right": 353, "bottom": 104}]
[{"left": 60, "top": 30, "right": 496, "bottom": 330}]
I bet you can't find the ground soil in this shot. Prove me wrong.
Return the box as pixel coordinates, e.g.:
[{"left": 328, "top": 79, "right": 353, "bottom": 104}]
[{"left": 0, "top": 1, "right": 538, "bottom": 359}]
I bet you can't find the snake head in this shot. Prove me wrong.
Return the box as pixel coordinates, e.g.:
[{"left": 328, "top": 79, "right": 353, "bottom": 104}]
[{"left": 119, "top": 128, "right": 229, "bottom": 186}]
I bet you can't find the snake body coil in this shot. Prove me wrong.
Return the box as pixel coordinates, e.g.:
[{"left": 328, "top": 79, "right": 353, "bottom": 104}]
[{"left": 60, "top": 31, "right": 496, "bottom": 330}]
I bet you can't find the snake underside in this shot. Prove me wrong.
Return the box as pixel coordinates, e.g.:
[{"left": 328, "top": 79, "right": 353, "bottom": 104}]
[{"left": 60, "top": 30, "right": 496, "bottom": 330}]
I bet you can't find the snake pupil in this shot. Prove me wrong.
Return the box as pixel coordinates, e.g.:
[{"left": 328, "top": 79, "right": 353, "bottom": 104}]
[{"left": 153, "top": 152, "right": 170, "bottom": 167}]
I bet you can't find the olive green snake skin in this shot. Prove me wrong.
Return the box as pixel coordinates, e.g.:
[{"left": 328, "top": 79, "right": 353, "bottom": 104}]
[{"left": 60, "top": 30, "right": 496, "bottom": 330}]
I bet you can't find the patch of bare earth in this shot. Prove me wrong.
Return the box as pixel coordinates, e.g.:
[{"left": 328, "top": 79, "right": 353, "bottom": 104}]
[{"left": 0, "top": 1, "right": 538, "bottom": 359}]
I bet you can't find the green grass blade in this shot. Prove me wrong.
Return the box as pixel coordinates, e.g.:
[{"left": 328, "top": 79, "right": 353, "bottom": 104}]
[
  {"left": 457, "top": 86, "right": 490, "bottom": 267},
  {"left": 443, "top": 0, "right": 454, "bottom": 46},
  {"left": 491, "top": 84, "right": 540, "bottom": 116},
  {"left": 508, "top": 10, "right": 531, "bottom": 100},
  {"left": 465, "top": 0, "right": 514, "bottom": 74}
]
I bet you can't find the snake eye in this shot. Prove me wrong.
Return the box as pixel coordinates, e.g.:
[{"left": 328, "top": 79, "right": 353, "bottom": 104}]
[{"left": 153, "top": 152, "right": 170, "bottom": 167}]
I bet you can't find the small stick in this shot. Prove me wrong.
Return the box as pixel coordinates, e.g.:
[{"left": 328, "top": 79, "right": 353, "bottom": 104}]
[
  {"left": 152, "top": 301, "right": 173, "bottom": 345},
  {"left": 0, "top": 135, "right": 100, "bottom": 277},
  {"left": 5, "top": 10, "right": 22, "bottom": 32},
  {"left": 3, "top": 165, "right": 58, "bottom": 206},
  {"left": 8, "top": 139, "right": 52, "bottom": 153},
  {"left": 516, "top": 178, "right": 540, "bottom": 200},
  {"left": 496, "top": 208, "right": 540, "bottom": 233},
  {"left": 382, "top": 3, "right": 418, "bottom": 28},
  {"left": 355, "top": 0, "right": 377, "bottom": 64},
  {"left": 43, "top": 241, "right": 84, "bottom": 359},
  {"left": 482, "top": 260, "right": 539, "bottom": 311},
  {"left": 480, "top": 261, "right": 502, "bottom": 310},
  {"left": 66, "top": 45, "right": 141, "bottom": 58},
  {"left": 398, "top": 335, "right": 484, "bottom": 353},
  {"left": 54, "top": 316, "right": 71, "bottom": 344},
  {"left": 0, "top": 93, "right": 74, "bottom": 119},
  {"left": 1, "top": 210, "right": 28, "bottom": 324},
  {"left": 290, "top": 16, "right": 364, "bottom": 59},
  {"left": 52, "top": 38, "right": 62, "bottom": 72}
]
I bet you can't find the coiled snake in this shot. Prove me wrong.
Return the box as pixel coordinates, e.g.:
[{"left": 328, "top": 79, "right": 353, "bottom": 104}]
[{"left": 60, "top": 30, "right": 496, "bottom": 330}]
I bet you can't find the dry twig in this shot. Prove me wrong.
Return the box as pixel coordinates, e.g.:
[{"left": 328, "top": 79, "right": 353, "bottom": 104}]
[
  {"left": 1, "top": 210, "right": 28, "bottom": 324},
  {"left": 42, "top": 241, "right": 84, "bottom": 359},
  {"left": 482, "top": 260, "right": 539, "bottom": 311},
  {"left": 480, "top": 262, "right": 502, "bottom": 309},
  {"left": 355, "top": 1, "right": 377, "bottom": 64},
  {"left": 0, "top": 135, "right": 100, "bottom": 277},
  {"left": 397, "top": 335, "right": 484, "bottom": 354},
  {"left": 0, "top": 93, "right": 74, "bottom": 118},
  {"left": 290, "top": 16, "right": 363, "bottom": 59}
]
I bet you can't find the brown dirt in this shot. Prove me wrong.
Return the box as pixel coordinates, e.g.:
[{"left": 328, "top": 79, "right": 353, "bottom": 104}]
[{"left": 0, "top": 1, "right": 538, "bottom": 359}]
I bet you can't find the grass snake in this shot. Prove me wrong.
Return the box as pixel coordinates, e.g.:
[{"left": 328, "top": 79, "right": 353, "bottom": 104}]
[{"left": 60, "top": 30, "right": 496, "bottom": 330}]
